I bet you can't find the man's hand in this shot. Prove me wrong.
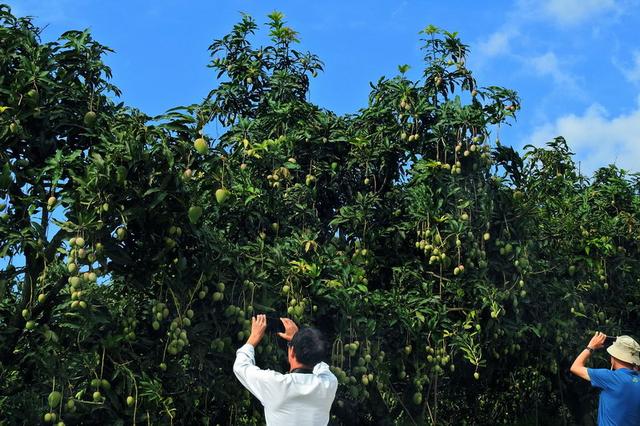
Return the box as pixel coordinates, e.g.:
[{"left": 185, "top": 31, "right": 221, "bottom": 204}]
[
  {"left": 588, "top": 331, "right": 607, "bottom": 350},
  {"left": 246, "top": 314, "right": 267, "bottom": 347},
  {"left": 277, "top": 318, "right": 299, "bottom": 342}
]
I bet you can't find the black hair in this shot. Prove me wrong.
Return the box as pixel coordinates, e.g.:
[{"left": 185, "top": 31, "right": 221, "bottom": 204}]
[{"left": 290, "top": 327, "right": 327, "bottom": 366}]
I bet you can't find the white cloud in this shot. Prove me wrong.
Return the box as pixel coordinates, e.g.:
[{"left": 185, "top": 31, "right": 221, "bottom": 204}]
[
  {"left": 524, "top": 99, "right": 640, "bottom": 174},
  {"left": 473, "top": 0, "right": 620, "bottom": 61},
  {"left": 477, "top": 30, "right": 515, "bottom": 58},
  {"left": 391, "top": 1, "right": 408, "bottom": 18},
  {"left": 617, "top": 50, "right": 640, "bottom": 84},
  {"left": 522, "top": 51, "right": 586, "bottom": 97},
  {"left": 8, "top": 0, "right": 75, "bottom": 26},
  {"left": 527, "top": 52, "right": 573, "bottom": 84},
  {"left": 473, "top": 0, "right": 623, "bottom": 64},
  {"left": 529, "top": 52, "right": 561, "bottom": 78},
  {"left": 538, "top": 0, "right": 618, "bottom": 26}
]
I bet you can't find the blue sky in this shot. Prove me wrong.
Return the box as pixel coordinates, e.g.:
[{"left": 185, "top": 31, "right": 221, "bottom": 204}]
[{"left": 8, "top": 0, "right": 640, "bottom": 174}]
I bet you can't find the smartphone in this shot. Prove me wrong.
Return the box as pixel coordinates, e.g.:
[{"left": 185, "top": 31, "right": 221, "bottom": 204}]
[
  {"left": 265, "top": 314, "right": 285, "bottom": 334},
  {"left": 604, "top": 336, "right": 617, "bottom": 347}
]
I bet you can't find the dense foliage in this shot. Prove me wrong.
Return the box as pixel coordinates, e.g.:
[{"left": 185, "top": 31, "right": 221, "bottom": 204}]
[{"left": 2, "top": 6, "right": 639, "bottom": 425}]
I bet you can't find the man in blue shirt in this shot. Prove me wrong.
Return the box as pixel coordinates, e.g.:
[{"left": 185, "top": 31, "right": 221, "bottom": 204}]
[{"left": 570, "top": 332, "right": 640, "bottom": 426}]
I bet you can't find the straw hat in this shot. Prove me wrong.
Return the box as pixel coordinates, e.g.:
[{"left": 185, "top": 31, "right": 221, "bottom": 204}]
[{"left": 607, "top": 336, "right": 640, "bottom": 366}]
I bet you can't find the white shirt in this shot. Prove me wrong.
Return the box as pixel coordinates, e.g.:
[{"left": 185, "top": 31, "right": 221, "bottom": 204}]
[{"left": 233, "top": 343, "right": 338, "bottom": 426}]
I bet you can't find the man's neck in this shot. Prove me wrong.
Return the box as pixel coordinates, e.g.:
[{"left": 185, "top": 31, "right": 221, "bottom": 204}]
[
  {"left": 613, "top": 360, "right": 635, "bottom": 371},
  {"left": 289, "top": 362, "right": 313, "bottom": 372}
]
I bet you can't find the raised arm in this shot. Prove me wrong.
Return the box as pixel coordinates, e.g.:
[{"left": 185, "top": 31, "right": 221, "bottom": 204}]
[
  {"left": 233, "top": 315, "right": 282, "bottom": 403},
  {"left": 570, "top": 331, "right": 606, "bottom": 381}
]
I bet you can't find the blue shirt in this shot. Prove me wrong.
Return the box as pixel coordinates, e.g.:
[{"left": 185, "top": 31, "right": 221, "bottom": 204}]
[{"left": 588, "top": 368, "right": 640, "bottom": 426}]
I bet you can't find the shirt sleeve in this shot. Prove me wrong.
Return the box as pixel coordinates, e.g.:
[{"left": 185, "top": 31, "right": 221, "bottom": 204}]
[
  {"left": 233, "top": 343, "right": 284, "bottom": 405},
  {"left": 588, "top": 368, "right": 617, "bottom": 390},
  {"left": 314, "top": 362, "right": 339, "bottom": 391}
]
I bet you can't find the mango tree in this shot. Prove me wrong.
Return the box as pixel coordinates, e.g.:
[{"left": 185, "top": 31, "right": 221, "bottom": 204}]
[{"left": 2, "top": 5, "right": 640, "bottom": 425}]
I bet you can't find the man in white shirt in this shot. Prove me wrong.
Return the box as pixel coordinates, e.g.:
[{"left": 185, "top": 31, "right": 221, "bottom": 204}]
[{"left": 233, "top": 314, "right": 338, "bottom": 425}]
